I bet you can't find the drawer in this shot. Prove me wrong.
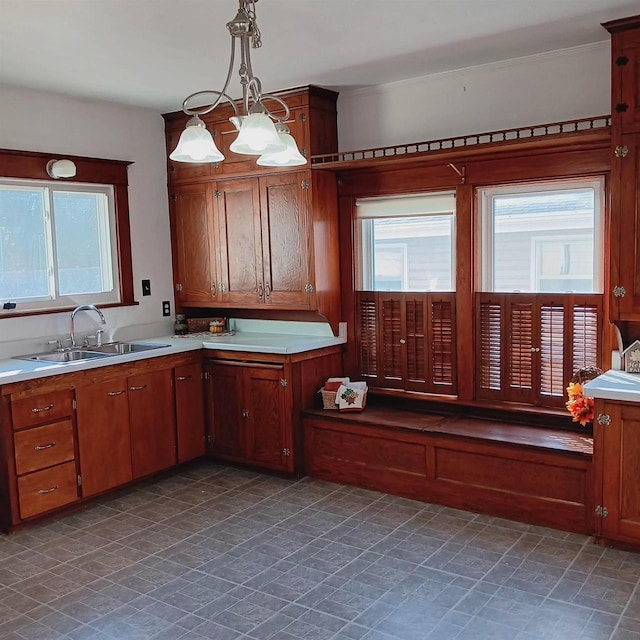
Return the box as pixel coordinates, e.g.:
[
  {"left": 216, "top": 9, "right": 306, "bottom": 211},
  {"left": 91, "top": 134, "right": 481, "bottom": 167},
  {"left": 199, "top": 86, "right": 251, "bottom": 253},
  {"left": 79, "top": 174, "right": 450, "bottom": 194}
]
[
  {"left": 17, "top": 461, "right": 78, "bottom": 520},
  {"left": 11, "top": 390, "right": 74, "bottom": 430},
  {"left": 14, "top": 420, "right": 75, "bottom": 475}
]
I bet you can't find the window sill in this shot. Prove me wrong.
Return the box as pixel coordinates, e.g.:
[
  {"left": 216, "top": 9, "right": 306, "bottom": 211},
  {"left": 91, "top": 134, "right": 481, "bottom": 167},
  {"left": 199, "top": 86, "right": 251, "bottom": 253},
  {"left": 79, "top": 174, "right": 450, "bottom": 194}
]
[{"left": 0, "top": 300, "right": 139, "bottom": 320}]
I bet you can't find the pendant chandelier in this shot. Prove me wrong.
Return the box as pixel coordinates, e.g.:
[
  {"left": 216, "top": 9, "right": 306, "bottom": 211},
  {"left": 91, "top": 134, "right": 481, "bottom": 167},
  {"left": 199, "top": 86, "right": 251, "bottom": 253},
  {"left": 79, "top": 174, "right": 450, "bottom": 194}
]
[{"left": 169, "top": 0, "right": 306, "bottom": 167}]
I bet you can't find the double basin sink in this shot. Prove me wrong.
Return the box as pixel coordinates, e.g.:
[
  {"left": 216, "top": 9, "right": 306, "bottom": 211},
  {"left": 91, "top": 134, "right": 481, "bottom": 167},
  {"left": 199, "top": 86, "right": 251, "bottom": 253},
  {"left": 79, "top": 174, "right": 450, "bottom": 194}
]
[{"left": 16, "top": 342, "right": 170, "bottom": 363}]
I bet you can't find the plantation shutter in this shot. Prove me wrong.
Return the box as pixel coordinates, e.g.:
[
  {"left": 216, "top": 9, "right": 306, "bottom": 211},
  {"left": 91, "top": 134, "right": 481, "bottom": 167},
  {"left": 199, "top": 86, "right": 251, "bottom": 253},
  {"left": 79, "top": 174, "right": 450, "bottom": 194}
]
[
  {"left": 430, "top": 297, "right": 455, "bottom": 390},
  {"left": 356, "top": 292, "right": 378, "bottom": 383},
  {"left": 477, "top": 296, "right": 503, "bottom": 399}
]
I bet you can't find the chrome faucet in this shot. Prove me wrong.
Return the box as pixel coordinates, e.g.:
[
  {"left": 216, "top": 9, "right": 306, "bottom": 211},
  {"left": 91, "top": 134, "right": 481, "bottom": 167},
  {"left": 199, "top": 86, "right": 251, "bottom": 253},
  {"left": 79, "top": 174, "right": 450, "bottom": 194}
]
[{"left": 70, "top": 304, "right": 106, "bottom": 347}]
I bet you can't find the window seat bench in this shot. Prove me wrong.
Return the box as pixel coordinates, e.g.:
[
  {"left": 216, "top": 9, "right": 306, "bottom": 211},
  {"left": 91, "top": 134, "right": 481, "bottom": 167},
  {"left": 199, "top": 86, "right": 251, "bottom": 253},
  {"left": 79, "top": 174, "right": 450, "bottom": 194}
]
[{"left": 303, "top": 406, "right": 594, "bottom": 534}]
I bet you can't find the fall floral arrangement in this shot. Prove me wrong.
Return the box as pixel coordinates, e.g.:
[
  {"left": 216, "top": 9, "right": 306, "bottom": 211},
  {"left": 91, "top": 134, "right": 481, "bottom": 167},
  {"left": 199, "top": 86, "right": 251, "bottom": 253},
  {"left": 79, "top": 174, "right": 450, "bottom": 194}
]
[{"left": 566, "top": 367, "right": 603, "bottom": 427}]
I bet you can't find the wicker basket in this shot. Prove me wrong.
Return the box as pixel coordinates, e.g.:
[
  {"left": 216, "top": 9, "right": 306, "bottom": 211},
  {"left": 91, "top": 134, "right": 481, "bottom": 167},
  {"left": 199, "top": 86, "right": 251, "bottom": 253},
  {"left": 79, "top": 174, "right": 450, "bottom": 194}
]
[{"left": 320, "top": 388, "right": 339, "bottom": 410}]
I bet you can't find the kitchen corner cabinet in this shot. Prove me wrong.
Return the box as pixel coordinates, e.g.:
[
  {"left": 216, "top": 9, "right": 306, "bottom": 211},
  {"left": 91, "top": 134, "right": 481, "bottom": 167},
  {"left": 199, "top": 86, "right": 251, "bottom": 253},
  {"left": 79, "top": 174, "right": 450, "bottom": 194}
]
[
  {"left": 594, "top": 398, "right": 640, "bottom": 546},
  {"left": 605, "top": 17, "right": 640, "bottom": 321},
  {"left": 0, "top": 352, "right": 204, "bottom": 532},
  {"left": 204, "top": 345, "right": 343, "bottom": 474}
]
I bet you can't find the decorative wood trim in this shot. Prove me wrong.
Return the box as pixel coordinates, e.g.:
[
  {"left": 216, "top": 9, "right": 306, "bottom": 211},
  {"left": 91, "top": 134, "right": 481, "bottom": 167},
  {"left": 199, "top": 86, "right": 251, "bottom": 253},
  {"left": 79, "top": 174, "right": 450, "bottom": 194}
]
[
  {"left": 602, "top": 15, "right": 640, "bottom": 34},
  {"left": 312, "top": 115, "right": 611, "bottom": 171}
]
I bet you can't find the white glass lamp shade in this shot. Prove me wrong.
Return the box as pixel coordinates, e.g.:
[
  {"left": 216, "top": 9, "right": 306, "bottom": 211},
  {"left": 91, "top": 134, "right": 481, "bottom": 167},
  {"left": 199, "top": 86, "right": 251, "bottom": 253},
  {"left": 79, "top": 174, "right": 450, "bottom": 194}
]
[
  {"left": 170, "top": 116, "right": 224, "bottom": 163},
  {"left": 46, "top": 159, "right": 77, "bottom": 179},
  {"left": 257, "top": 132, "right": 307, "bottom": 167},
  {"left": 229, "top": 112, "right": 286, "bottom": 155}
]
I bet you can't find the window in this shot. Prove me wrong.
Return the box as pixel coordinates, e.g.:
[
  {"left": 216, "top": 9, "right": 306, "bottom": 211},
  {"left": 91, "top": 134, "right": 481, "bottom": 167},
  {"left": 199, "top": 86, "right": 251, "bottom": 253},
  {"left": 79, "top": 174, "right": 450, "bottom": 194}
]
[
  {"left": 0, "top": 180, "right": 119, "bottom": 312},
  {"left": 477, "top": 178, "right": 604, "bottom": 408},
  {"left": 354, "top": 192, "right": 457, "bottom": 394},
  {"left": 479, "top": 178, "right": 604, "bottom": 293},
  {"left": 355, "top": 192, "right": 456, "bottom": 292}
]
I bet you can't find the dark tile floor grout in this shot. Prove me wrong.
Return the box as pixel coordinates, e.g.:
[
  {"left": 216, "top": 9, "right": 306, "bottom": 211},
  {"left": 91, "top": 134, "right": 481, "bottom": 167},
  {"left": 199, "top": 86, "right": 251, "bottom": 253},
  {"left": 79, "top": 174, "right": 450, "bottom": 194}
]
[{"left": 1, "top": 461, "right": 639, "bottom": 639}]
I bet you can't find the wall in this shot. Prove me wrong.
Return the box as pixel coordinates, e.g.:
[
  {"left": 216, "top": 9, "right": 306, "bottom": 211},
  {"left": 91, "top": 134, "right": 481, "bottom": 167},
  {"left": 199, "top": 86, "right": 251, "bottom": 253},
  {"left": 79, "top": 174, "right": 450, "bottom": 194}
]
[
  {"left": 0, "top": 85, "right": 174, "bottom": 356},
  {"left": 337, "top": 43, "right": 611, "bottom": 151}
]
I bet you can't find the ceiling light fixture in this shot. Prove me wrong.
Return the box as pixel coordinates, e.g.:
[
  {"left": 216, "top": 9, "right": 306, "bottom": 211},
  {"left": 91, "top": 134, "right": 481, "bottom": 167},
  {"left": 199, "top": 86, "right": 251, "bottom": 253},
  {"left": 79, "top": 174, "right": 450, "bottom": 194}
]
[
  {"left": 46, "top": 159, "right": 77, "bottom": 179},
  {"left": 170, "top": 0, "right": 305, "bottom": 167}
]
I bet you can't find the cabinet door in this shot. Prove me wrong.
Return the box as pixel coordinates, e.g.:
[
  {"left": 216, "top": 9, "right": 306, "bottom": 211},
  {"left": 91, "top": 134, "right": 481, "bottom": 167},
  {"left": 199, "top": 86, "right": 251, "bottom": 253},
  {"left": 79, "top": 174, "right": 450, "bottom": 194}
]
[
  {"left": 259, "top": 172, "right": 311, "bottom": 307},
  {"left": 597, "top": 401, "right": 640, "bottom": 542},
  {"left": 171, "top": 182, "right": 218, "bottom": 306},
  {"left": 216, "top": 178, "right": 263, "bottom": 304},
  {"left": 244, "top": 365, "right": 292, "bottom": 471},
  {"left": 175, "top": 363, "right": 205, "bottom": 462},
  {"left": 609, "top": 133, "right": 640, "bottom": 320},
  {"left": 76, "top": 379, "right": 132, "bottom": 497},
  {"left": 206, "top": 362, "right": 244, "bottom": 460},
  {"left": 612, "top": 27, "right": 640, "bottom": 133},
  {"left": 128, "top": 369, "right": 176, "bottom": 479}
]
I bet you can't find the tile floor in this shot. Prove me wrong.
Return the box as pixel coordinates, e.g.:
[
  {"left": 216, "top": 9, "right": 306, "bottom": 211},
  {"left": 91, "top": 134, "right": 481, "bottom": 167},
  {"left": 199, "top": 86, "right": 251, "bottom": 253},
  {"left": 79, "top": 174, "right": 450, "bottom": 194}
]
[{"left": 0, "top": 462, "right": 639, "bottom": 640}]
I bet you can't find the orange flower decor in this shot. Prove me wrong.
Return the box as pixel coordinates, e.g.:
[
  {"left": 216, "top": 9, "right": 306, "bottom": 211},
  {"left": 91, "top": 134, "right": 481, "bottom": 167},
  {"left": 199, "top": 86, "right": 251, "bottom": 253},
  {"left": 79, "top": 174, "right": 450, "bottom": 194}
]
[{"left": 566, "top": 381, "right": 594, "bottom": 427}]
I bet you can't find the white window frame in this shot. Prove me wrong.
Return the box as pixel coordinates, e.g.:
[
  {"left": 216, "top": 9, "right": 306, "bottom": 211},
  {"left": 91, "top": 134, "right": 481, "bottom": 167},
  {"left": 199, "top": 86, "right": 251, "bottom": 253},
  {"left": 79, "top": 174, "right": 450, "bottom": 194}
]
[
  {"left": 355, "top": 191, "right": 456, "bottom": 292},
  {"left": 0, "top": 178, "right": 121, "bottom": 313},
  {"left": 478, "top": 177, "right": 604, "bottom": 293}
]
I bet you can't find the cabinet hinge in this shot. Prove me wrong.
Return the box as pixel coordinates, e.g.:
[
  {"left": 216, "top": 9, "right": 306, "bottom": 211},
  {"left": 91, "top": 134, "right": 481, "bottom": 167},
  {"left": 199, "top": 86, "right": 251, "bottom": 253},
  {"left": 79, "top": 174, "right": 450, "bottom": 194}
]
[
  {"left": 298, "top": 112, "right": 307, "bottom": 122},
  {"left": 301, "top": 148, "right": 308, "bottom": 158},
  {"left": 304, "top": 283, "right": 314, "bottom": 293},
  {"left": 73, "top": 398, "right": 77, "bottom": 411},
  {"left": 176, "top": 283, "right": 183, "bottom": 292},
  {"left": 614, "top": 145, "right": 629, "bottom": 158},
  {"left": 282, "top": 448, "right": 291, "bottom": 456},
  {"left": 596, "top": 413, "right": 611, "bottom": 426},
  {"left": 613, "top": 285, "right": 626, "bottom": 298},
  {"left": 171, "top": 194, "right": 177, "bottom": 202},
  {"left": 595, "top": 505, "right": 608, "bottom": 518},
  {"left": 280, "top": 379, "right": 288, "bottom": 388},
  {"left": 206, "top": 435, "right": 213, "bottom": 444},
  {"left": 301, "top": 180, "right": 309, "bottom": 190},
  {"left": 214, "top": 190, "right": 221, "bottom": 198},
  {"left": 212, "top": 129, "right": 217, "bottom": 137},
  {"left": 77, "top": 474, "right": 82, "bottom": 487},
  {"left": 615, "top": 55, "right": 629, "bottom": 66},
  {"left": 203, "top": 371, "right": 210, "bottom": 380},
  {"left": 615, "top": 102, "right": 629, "bottom": 113},
  {"left": 213, "top": 162, "right": 220, "bottom": 170}
]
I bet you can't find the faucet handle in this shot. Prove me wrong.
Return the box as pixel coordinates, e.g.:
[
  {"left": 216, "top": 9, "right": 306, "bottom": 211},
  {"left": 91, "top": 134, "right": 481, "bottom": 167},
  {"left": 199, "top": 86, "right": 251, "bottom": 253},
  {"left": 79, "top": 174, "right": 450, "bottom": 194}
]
[
  {"left": 95, "top": 329, "right": 104, "bottom": 347},
  {"left": 46, "top": 339, "right": 63, "bottom": 352}
]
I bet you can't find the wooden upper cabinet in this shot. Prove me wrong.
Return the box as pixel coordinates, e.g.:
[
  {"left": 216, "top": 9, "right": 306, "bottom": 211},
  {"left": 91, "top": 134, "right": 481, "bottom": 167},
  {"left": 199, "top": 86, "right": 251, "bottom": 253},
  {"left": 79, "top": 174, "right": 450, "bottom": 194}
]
[
  {"left": 216, "top": 177, "right": 263, "bottom": 305},
  {"left": 171, "top": 182, "right": 218, "bottom": 305},
  {"left": 605, "top": 17, "right": 640, "bottom": 321},
  {"left": 259, "top": 172, "right": 311, "bottom": 307},
  {"left": 607, "top": 18, "right": 640, "bottom": 133}
]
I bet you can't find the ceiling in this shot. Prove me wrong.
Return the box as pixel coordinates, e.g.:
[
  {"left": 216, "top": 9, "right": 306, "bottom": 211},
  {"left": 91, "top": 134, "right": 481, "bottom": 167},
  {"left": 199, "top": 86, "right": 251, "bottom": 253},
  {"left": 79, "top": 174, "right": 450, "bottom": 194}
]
[{"left": 0, "top": 0, "right": 638, "bottom": 114}]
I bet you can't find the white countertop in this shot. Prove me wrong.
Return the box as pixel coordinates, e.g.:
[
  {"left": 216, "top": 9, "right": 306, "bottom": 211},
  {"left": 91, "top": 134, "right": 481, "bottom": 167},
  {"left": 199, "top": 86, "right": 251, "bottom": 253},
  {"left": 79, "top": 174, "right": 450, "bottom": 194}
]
[
  {"left": 584, "top": 370, "right": 640, "bottom": 403},
  {"left": 0, "top": 328, "right": 346, "bottom": 386}
]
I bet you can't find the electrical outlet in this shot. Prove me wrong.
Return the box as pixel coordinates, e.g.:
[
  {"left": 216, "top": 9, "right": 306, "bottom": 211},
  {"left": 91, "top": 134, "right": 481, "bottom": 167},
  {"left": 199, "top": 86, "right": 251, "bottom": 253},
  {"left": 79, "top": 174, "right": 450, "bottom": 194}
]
[
  {"left": 162, "top": 300, "right": 171, "bottom": 316},
  {"left": 141, "top": 279, "right": 151, "bottom": 296}
]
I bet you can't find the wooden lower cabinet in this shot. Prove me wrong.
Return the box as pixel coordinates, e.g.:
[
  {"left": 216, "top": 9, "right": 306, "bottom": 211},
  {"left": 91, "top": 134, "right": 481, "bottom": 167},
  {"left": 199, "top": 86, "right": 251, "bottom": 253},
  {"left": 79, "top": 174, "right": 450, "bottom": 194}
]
[
  {"left": 175, "top": 363, "right": 206, "bottom": 462},
  {"left": 594, "top": 399, "right": 640, "bottom": 546},
  {"left": 206, "top": 361, "right": 292, "bottom": 472}
]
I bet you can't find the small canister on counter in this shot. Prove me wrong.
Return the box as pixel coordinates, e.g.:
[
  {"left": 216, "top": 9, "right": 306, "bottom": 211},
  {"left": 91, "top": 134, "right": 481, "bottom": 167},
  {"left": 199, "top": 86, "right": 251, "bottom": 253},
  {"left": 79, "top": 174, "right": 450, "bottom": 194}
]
[
  {"left": 174, "top": 314, "right": 188, "bottom": 335},
  {"left": 209, "top": 318, "right": 226, "bottom": 334}
]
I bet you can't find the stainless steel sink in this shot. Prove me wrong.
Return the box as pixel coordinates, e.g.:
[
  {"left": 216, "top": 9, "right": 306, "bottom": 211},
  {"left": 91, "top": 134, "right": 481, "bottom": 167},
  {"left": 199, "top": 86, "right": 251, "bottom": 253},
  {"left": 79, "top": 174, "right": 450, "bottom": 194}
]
[
  {"left": 17, "top": 349, "right": 111, "bottom": 363},
  {"left": 15, "top": 342, "right": 170, "bottom": 363},
  {"left": 87, "top": 342, "right": 170, "bottom": 355}
]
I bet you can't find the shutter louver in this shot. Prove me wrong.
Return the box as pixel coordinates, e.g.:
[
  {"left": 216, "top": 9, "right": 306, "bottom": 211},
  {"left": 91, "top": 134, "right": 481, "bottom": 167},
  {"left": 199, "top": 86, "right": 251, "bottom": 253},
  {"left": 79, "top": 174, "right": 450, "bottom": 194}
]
[
  {"left": 356, "top": 292, "right": 378, "bottom": 380},
  {"left": 381, "top": 297, "right": 402, "bottom": 382},
  {"left": 479, "top": 299, "right": 502, "bottom": 393},
  {"left": 572, "top": 302, "right": 600, "bottom": 372},
  {"left": 509, "top": 301, "right": 533, "bottom": 393},
  {"left": 431, "top": 297, "right": 454, "bottom": 388},
  {"left": 405, "top": 297, "right": 426, "bottom": 384},
  {"left": 540, "top": 302, "right": 565, "bottom": 399}
]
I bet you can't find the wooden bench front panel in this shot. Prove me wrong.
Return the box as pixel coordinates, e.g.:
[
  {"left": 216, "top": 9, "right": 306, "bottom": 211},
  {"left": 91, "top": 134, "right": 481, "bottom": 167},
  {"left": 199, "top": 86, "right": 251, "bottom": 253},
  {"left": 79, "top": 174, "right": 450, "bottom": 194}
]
[{"left": 304, "top": 413, "right": 593, "bottom": 534}]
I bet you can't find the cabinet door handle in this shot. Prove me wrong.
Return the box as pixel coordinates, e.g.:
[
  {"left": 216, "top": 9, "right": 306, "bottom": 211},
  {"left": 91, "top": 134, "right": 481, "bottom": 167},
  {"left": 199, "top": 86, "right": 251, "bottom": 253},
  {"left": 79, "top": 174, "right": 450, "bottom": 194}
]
[
  {"left": 31, "top": 404, "right": 54, "bottom": 413},
  {"left": 265, "top": 283, "right": 271, "bottom": 298},
  {"left": 37, "top": 485, "right": 59, "bottom": 495},
  {"left": 176, "top": 375, "right": 192, "bottom": 382},
  {"left": 107, "top": 390, "right": 126, "bottom": 397},
  {"left": 34, "top": 442, "right": 56, "bottom": 451},
  {"left": 257, "top": 283, "right": 264, "bottom": 298},
  {"left": 129, "top": 384, "right": 147, "bottom": 392},
  {"left": 210, "top": 281, "right": 217, "bottom": 297},
  {"left": 242, "top": 410, "right": 249, "bottom": 418}
]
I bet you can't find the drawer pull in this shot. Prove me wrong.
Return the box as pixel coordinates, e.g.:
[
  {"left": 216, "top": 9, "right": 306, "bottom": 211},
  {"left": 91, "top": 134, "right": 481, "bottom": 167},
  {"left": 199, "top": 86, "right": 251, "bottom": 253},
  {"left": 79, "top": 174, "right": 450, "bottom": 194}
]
[
  {"left": 31, "top": 404, "right": 54, "bottom": 413},
  {"left": 129, "top": 384, "right": 147, "bottom": 392},
  {"left": 34, "top": 442, "right": 56, "bottom": 451},
  {"left": 107, "top": 390, "right": 126, "bottom": 397},
  {"left": 37, "top": 485, "right": 59, "bottom": 495},
  {"left": 176, "top": 375, "right": 191, "bottom": 381}
]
